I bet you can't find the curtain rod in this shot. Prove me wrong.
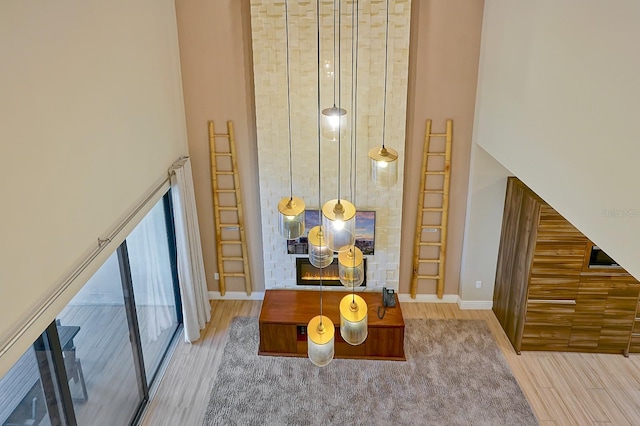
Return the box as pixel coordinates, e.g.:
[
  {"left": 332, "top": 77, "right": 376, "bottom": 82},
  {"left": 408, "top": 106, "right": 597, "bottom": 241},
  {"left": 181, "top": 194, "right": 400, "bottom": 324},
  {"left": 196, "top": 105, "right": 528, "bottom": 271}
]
[{"left": 0, "top": 157, "right": 188, "bottom": 360}]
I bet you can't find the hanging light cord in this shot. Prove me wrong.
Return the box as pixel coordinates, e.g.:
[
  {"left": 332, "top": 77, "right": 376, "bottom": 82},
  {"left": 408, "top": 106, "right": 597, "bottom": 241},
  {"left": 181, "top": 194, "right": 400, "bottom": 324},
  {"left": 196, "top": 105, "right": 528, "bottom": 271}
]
[
  {"left": 285, "top": 0, "right": 294, "bottom": 201},
  {"left": 319, "top": 237, "right": 324, "bottom": 321},
  {"left": 332, "top": 0, "right": 337, "bottom": 107},
  {"left": 317, "top": 0, "right": 323, "bottom": 225},
  {"left": 337, "top": 0, "right": 342, "bottom": 204},
  {"left": 316, "top": 0, "right": 324, "bottom": 325},
  {"left": 381, "top": 0, "right": 390, "bottom": 150},
  {"left": 352, "top": 248, "right": 357, "bottom": 303},
  {"left": 351, "top": 0, "right": 359, "bottom": 305},
  {"left": 350, "top": 0, "right": 359, "bottom": 210}
]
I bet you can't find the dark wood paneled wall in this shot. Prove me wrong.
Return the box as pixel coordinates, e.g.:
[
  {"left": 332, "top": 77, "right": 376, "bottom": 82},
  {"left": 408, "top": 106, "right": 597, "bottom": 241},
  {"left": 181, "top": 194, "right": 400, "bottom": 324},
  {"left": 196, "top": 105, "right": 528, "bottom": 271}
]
[
  {"left": 494, "top": 177, "right": 640, "bottom": 355},
  {"left": 493, "top": 178, "right": 541, "bottom": 352}
]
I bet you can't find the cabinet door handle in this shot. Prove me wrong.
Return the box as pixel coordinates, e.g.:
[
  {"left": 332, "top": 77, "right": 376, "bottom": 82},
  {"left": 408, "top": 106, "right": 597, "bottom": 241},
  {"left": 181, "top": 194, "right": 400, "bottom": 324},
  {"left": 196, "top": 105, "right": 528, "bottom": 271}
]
[{"left": 528, "top": 299, "right": 577, "bottom": 305}]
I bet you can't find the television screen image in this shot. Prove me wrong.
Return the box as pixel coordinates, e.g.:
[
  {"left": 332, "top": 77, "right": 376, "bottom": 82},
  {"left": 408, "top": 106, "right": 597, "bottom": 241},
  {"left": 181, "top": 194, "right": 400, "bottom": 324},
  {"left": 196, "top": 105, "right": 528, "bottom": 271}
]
[{"left": 286, "top": 210, "right": 375, "bottom": 255}]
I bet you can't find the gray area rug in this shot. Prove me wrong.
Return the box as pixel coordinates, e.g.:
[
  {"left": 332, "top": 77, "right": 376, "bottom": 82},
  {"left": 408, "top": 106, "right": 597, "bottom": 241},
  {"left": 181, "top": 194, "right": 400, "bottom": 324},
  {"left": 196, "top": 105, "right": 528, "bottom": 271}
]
[{"left": 203, "top": 317, "right": 537, "bottom": 426}]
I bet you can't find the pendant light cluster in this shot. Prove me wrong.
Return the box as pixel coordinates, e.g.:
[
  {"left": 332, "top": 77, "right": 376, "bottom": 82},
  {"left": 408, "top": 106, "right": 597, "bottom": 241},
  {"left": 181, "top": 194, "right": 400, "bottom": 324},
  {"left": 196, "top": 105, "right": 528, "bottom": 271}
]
[{"left": 278, "top": 0, "right": 398, "bottom": 367}]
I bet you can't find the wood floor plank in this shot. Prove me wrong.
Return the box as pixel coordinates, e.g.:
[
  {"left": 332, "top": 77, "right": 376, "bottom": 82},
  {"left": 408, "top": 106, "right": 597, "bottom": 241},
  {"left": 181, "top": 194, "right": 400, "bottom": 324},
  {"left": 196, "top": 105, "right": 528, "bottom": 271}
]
[
  {"left": 605, "top": 387, "right": 640, "bottom": 425},
  {"left": 542, "top": 357, "right": 608, "bottom": 423},
  {"left": 589, "top": 388, "right": 634, "bottom": 426},
  {"left": 518, "top": 355, "right": 555, "bottom": 389},
  {"left": 537, "top": 387, "right": 583, "bottom": 425}
]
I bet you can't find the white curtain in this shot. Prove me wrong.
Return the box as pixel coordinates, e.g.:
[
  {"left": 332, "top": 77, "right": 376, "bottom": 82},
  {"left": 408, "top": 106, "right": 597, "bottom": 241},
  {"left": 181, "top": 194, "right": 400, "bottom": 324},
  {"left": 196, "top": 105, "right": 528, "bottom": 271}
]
[
  {"left": 170, "top": 157, "right": 211, "bottom": 342},
  {"left": 126, "top": 201, "right": 176, "bottom": 342}
]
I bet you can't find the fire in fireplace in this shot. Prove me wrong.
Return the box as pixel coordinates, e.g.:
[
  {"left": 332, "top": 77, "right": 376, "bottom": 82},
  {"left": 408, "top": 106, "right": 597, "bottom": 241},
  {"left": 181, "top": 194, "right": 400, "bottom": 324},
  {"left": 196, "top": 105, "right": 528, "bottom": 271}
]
[{"left": 296, "top": 257, "right": 366, "bottom": 286}]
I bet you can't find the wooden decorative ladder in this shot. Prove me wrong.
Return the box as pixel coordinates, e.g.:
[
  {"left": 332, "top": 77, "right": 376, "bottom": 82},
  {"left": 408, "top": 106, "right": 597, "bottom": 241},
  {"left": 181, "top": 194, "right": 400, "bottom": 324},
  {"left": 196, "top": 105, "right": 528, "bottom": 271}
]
[
  {"left": 410, "top": 119, "right": 453, "bottom": 299},
  {"left": 208, "top": 120, "right": 251, "bottom": 296}
]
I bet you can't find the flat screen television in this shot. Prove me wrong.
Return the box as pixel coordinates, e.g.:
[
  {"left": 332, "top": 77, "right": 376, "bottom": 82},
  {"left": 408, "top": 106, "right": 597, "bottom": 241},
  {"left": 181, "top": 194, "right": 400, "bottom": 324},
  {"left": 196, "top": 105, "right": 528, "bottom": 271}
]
[{"left": 588, "top": 246, "right": 620, "bottom": 268}]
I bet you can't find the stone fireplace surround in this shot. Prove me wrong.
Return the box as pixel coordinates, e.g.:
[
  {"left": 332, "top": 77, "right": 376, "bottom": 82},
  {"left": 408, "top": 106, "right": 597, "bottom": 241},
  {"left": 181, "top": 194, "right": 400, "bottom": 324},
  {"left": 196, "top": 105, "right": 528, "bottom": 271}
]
[{"left": 250, "top": 0, "right": 411, "bottom": 291}]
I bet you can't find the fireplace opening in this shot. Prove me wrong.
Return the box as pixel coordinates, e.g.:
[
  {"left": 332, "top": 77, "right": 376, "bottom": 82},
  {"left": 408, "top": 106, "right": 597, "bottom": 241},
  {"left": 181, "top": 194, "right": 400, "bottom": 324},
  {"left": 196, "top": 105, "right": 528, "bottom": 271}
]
[{"left": 296, "top": 257, "right": 367, "bottom": 287}]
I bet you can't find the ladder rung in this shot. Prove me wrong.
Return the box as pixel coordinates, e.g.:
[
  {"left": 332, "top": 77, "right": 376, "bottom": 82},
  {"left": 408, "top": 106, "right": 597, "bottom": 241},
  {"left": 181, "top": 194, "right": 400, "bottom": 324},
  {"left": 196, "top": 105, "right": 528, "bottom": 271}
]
[
  {"left": 220, "top": 241, "right": 242, "bottom": 245},
  {"left": 422, "top": 208, "right": 444, "bottom": 212},
  {"left": 419, "top": 242, "right": 442, "bottom": 246},
  {"left": 217, "top": 207, "right": 239, "bottom": 211},
  {"left": 425, "top": 171, "right": 446, "bottom": 175},
  {"left": 222, "top": 272, "right": 246, "bottom": 277},
  {"left": 421, "top": 225, "right": 443, "bottom": 229},
  {"left": 424, "top": 190, "right": 444, "bottom": 193},
  {"left": 418, "top": 259, "right": 441, "bottom": 263},
  {"left": 221, "top": 256, "right": 244, "bottom": 261},
  {"left": 216, "top": 189, "right": 237, "bottom": 193},
  {"left": 427, "top": 152, "right": 447, "bottom": 156},
  {"left": 212, "top": 133, "right": 230, "bottom": 138},
  {"left": 218, "top": 224, "right": 240, "bottom": 230},
  {"left": 429, "top": 133, "right": 447, "bottom": 137},
  {"left": 214, "top": 153, "right": 233, "bottom": 156},
  {"left": 215, "top": 171, "right": 234, "bottom": 175},
  {"left": 416, "top": 275, "right": 440, "bottom": 280}
]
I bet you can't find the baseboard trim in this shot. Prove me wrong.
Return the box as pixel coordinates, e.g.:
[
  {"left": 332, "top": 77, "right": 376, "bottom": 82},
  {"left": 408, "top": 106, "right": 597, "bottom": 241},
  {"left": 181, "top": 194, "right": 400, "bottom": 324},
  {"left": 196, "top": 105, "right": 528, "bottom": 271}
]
[
  {"left": 398, "top": 294, "right": 459, "bottom": 303},
  {"left": 208, "top": 291, "right": 265, "bottom": 301},
  {"left": 457, "top": 300, "right": 493, "bottom": 310},
  {"left": 207, "top": 291, "right": 492, "bottom": 309}
]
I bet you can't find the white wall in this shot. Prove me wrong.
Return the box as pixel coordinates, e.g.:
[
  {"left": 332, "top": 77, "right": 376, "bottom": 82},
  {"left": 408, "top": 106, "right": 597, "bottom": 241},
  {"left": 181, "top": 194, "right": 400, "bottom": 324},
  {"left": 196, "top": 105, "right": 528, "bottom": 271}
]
[
  {"left": 459, "top": 146, "right": 510, "bottom": 304},
  {"left": 0, "top": 1, "right": 187, "bottom": 375},
  {"left": 473, "top": 0, "right": 640, "bottom": 280}
]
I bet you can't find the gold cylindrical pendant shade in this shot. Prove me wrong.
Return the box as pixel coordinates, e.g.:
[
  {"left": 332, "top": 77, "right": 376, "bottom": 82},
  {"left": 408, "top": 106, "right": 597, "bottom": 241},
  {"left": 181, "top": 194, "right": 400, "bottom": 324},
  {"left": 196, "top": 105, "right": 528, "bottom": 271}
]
[
  {"left": 307, "top": 315, "right": 335, "bottom": 367},
  {"left": 339, "top": 294, "right": 368, "bottom": 346},
  {"left": 321, "top": 106, "right": 347, "bottom": 141},
  {"left": 369, "top": 146, "right": 399, "bottom": 188},
  {"left": 307, "top": 226, "right": 333, "bottom": 268},
  {"left": 321, "top": 199, "right": 356, "bottom": 252},
  {"left": 338, "top": 246, "right": 364, "bottom": 288},
  {"left": 277, "top": 196, "right": 305, "bottom": 240}
]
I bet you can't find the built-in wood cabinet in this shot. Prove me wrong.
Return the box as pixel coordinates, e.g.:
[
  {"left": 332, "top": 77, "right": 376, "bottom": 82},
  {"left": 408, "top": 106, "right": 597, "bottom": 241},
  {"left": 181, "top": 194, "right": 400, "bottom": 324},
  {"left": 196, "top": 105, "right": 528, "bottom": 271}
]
[
  {"left": 259, "top": 290, "right": 405, "bottom": 361},
  {"left": 494, "top": 177, "right": 640, "bottom": 355},
  {"left": 628, "top": 299, "right": 640, "bottom": 352}
]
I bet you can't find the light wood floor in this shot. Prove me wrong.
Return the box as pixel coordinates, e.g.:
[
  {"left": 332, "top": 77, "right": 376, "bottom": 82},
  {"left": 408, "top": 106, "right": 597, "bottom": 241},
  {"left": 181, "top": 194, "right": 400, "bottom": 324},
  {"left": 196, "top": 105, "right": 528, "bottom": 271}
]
[{"left": 141, "top": 300, "right": 640, "bottom": 426}]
